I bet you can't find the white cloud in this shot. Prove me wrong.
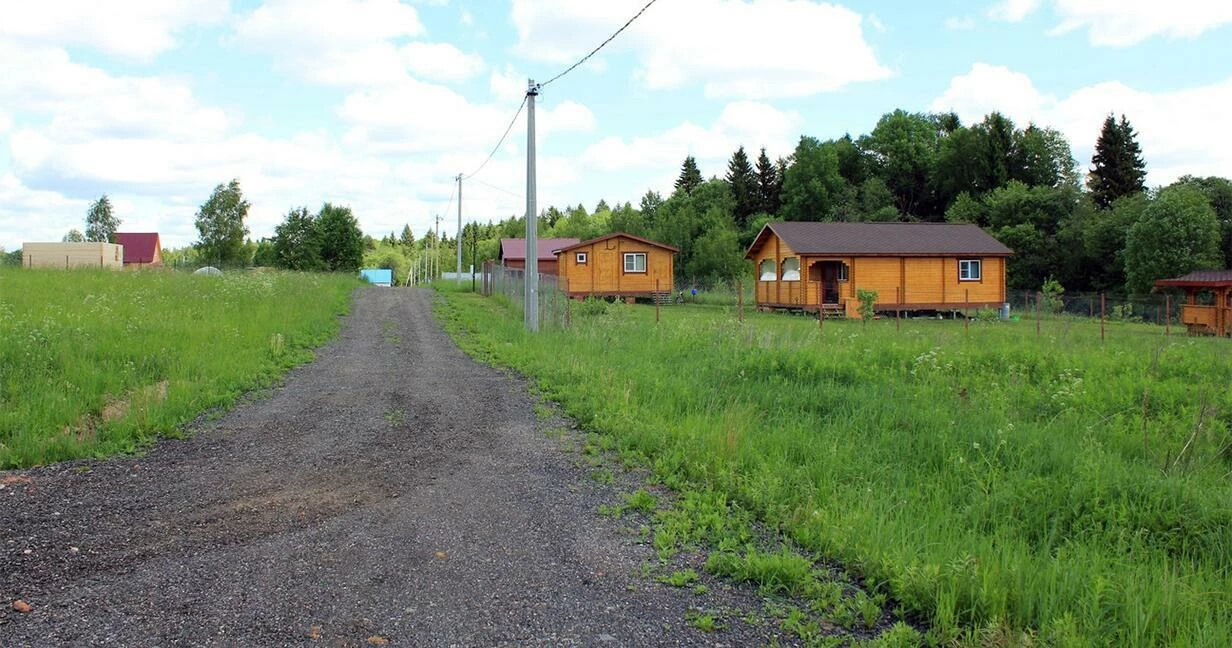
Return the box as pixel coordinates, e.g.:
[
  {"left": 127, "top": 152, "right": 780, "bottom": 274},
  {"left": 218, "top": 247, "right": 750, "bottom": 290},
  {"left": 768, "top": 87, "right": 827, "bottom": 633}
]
[
  {"left": 987, "top": 0, "right": 1041, "bottom": 22},
  {"left": 234, "top": 0, "right": 423, "bottom": 49},
  {"left": 401, "top": 42, "right": 485, "bottom": 82},
  {"left": 490, "top": 65, "right": 527, "bottom": 104},
  {"left": 512, "top": 0, "right": 890, "bottom": 98},
  {"left": 0, "top": 112, "right": 11, "bottom": 135},
  {"left": 931, "top": 63, "right": 1232, "bottom": 185},
  {"left": 0, "top": 0, "right": 229, "bottom": 60},
  {"left": 1050, "top": 0, "right": 1232, "bottom": 46},
  {"left": 460, "top": 8, "right": 474, "bottom": 26},
  {"left": 945, "top": 16, "right": 976, "bottom": 30},
  {"left": 580, "top": 101, "right": 801, "bottom": 179}
]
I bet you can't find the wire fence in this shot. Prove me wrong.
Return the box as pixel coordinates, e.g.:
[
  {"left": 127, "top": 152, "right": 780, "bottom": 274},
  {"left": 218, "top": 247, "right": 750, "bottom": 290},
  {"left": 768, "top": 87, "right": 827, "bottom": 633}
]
[{"left": 483, "top": 263, "right": 571, "bottom": 329}]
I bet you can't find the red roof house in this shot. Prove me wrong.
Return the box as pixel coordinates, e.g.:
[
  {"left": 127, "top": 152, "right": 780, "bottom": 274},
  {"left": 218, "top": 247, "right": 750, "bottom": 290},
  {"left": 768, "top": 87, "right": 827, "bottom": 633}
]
[
  {"left": 114, "top": 233, "right": 163, "bottom": 267},
  {"left": 499, "top": 238, "right": 580, "bottom": 276}
]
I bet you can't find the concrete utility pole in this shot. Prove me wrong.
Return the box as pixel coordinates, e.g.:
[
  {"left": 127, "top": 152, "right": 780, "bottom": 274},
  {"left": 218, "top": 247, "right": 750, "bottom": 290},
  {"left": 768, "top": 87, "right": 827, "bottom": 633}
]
[
  {"left": 456, "top": 173, "right": 463, "bottom": 287},
  {"left": 524, "top": 79, "right": 540, "bottom": 331},
  {"left": 434, "top": 214, "right": 442, "bottom": 281}
]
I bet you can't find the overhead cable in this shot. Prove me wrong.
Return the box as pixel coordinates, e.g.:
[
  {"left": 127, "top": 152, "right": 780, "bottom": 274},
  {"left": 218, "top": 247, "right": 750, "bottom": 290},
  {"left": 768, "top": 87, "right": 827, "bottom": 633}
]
[
  {"left": 462, "top": 96, "right": 528, "bottom": 180},
  {"left": 539, "top": 0, "right": 661, "bottom": 89}
]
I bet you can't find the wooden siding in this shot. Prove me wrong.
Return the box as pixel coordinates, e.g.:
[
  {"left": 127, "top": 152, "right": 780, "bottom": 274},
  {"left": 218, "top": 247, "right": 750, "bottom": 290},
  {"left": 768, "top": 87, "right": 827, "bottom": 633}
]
[
  {"left": 22, "top": 242, "right": 124, "bottom": 270},
  {"left": 502, "top": 258, "right": 561, "bottom": 276},
  {"left": 751, "top": 229, "right": 1007, "bottom": 315},
  {"left": 557, "top": 235, "right": 674, "bottom": 296}
]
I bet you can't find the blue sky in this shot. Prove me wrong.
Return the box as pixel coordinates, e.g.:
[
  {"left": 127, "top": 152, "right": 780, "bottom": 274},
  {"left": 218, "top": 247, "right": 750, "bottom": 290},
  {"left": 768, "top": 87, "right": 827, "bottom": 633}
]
[{"left": 2, "top": 0, "right": 1230, "bottom": 251}]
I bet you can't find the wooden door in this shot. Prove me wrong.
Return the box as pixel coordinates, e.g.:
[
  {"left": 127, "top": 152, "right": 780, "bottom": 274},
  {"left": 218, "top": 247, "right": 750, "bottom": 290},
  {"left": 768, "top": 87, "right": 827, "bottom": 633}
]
[
  {"left": 822, "top": 263, "right": 840, "bottom": 304},
  {"left": 596, "top": 248, "right": 617, "bottom": 293}
]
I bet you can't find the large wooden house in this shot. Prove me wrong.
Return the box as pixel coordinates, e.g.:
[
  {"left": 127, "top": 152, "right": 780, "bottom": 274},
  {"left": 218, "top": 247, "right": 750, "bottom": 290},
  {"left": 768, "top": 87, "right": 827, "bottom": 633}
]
[
  {"left": 554, "top": 233, "right": 677, "bottom": 300},
  {"left": 745, "top": 222, "right": 1012, "bottom": 317}
]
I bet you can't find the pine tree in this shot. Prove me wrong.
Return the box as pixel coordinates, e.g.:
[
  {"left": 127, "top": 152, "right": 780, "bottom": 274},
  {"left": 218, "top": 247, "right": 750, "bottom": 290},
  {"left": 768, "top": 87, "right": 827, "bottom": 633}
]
[
  {"left": 674, "top": 155, "right": 703, "bottom": 194},
  {"left": 755, "top": 147, "right": 781, "bottom": 215},
  {"left": 400, "top": 224, "right": 415, "bottom": 248},
  {"left": 725, "top": 146, "right": 758, "bottom": 228},
  {"left": 1088, "top": 113, "right": 1147, "bottom": 209},
  {"left": 85, "top": 195, "right": 120, "bottom": 243}
]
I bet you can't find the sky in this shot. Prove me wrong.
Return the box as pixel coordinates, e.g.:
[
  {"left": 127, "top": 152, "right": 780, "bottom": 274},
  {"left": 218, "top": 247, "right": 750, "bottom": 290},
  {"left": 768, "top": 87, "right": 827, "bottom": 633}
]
[{"left": 2, "top": 0, "right": 1231, "bottom": 251}]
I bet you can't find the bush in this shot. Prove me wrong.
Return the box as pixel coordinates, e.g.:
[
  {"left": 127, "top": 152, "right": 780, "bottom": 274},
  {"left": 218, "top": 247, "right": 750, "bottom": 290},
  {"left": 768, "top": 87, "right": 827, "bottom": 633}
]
[{"left": 856, "top": 289, "right": 878, "bottom": 321}]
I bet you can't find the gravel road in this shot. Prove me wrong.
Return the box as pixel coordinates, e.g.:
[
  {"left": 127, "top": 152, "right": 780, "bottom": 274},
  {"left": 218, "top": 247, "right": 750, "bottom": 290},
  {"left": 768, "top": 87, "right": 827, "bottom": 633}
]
[{"left": 1, "top": 288, "right": 793, "bottom": 647}]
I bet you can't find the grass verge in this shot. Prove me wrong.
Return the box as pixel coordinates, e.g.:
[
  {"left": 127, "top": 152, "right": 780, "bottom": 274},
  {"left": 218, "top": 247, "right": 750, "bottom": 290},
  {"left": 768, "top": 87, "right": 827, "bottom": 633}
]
[
  {"left": 437, "top": 291, "right": 1232, "bottom": 647},
  {"left": 0, "top": 268, "right": 358, "bottom": 468}
]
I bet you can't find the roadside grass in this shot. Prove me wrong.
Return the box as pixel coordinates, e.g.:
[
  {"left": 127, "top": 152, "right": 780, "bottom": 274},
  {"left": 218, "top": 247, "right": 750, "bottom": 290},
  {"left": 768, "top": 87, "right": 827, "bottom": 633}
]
[
  {"left": 0, "top": 268, "right": 358, "bottom": 468},
  {"left": 437, "top": 292, "right": 1232, "bottom": 647}
]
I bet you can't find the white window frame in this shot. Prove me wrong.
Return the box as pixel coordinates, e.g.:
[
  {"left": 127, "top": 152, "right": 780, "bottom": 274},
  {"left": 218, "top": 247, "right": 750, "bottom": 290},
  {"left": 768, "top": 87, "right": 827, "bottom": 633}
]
[
  {"left": 781, "top": 257, "right": 801, "bottom": 281},
  {"left": 575, "top": 252, "right": 588, "bottom": 264},
  {"left": 623, "top": 252, "right": 647, "bottom": 273},
  {"left": 959, "top": 259, "right": 982, "bottom": 281},
  {"left": 759, "top": 259, "right": 776, "bottom": 281},
  {"left": 837, "top": 263, "right": 849, "bottom": 282}
]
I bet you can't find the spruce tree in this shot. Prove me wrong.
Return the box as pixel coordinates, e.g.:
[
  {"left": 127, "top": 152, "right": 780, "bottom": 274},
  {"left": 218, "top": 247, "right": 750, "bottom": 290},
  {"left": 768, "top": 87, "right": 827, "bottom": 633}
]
[
  {"left": 755, "top": 148, "right": 781, "bottom": 216},
  {"left": 674, "top": 155, "right": 703, "bottom": 194},
  {"left": 725, "top": 146, "right": 758, "bottom": 228},
  {"left": 1088, "top": 113, "right": 1146, "bottom": 209}
]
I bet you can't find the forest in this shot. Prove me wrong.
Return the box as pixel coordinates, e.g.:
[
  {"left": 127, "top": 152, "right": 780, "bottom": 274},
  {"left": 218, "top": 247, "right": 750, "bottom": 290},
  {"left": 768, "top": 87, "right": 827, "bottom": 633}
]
[{"left": 399, "top": 109, "right": 1229, "bottom": 297}]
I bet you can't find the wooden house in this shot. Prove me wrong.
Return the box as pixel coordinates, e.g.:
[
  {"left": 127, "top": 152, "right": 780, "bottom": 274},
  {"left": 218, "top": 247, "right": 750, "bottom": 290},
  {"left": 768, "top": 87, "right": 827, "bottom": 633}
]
[
  {"left": 499, "top": 238, "right": 579, "bottom": 276},
  {"left": 745, "top": 222, "right": 1012, "bottom": 317},
  {"left": 22, "top": 242, "right": 124, "bottom": 270},
  {"left": 114, "top": 232, "right": 163, "bottom": 267},
  {"left": 554, "top": 233, "right": 677, "bottom": 300},
  {"left": 1155, "top": 270, "right": 1232, "bottom": 336}
]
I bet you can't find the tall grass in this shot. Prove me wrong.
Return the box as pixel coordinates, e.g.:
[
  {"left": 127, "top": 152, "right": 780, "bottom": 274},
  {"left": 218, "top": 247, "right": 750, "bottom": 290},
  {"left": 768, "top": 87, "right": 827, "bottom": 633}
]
[
  {"left": 0, "top": 268, "right": 358, "bottom": 468},
  {"left": 439, "top": 294, "right": 1232, "bottom": 646}
]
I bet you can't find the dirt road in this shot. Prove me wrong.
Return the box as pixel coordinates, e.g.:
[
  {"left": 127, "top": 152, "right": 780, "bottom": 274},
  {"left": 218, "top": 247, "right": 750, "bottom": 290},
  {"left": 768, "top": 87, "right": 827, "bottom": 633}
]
[{"left": 1, "top": 289, "right": 786, "bottom": 647}]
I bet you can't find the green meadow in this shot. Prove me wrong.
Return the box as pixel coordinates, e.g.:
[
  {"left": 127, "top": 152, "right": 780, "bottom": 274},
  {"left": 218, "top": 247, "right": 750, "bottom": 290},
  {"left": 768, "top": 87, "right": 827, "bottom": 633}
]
[
  {"left": 439, "top": 292, "right": 1232, "bottom": 646},
  {"left": 0, "top": 268, "right": 357, "bottom": 468}
]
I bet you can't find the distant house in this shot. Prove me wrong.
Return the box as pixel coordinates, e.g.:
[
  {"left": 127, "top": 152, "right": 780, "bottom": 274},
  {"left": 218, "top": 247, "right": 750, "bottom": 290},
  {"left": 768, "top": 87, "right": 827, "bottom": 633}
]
[
  {"left": 745, "top": 222, "right": 1013, "bottom": 317},
  {"left": 22, "top": 242, "right": 124, "bottom": 270},
  {"left": 1155, "top": 270, "right": 1232, "bottom": 336},
  {"left": 360, "top": 268, "right": 394, "bottom": 287},
  {"left": 114, "top": 233, "right": 163, "bottom": 267},
  {"left": 499, "top": 238, "right": 580, "bottom": 276},
  {"left": 554, "top": 233, "right": 677, "bottom": 300}
]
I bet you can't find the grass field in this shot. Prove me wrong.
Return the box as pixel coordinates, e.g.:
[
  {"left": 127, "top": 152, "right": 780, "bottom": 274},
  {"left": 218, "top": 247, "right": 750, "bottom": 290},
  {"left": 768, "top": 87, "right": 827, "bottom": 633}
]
[
  {"left": 0, "top": 268, "right": 358, "bottom": 469},
  {"left": 438, "top": 292, "right": 1232, "bottom": 647}
]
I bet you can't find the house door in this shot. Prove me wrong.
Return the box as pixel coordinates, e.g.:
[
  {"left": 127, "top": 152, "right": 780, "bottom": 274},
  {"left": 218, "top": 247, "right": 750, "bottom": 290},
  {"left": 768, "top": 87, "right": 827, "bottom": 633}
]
[{"left": 821, "top": 262, "right": 840, "bottom": 304}]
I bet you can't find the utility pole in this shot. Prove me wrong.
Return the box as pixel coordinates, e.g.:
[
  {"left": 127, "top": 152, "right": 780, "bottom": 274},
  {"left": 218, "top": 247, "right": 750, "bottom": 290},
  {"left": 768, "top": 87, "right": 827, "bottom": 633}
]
[
  {"left": 525, "top": 79, "right": 539, "bottom": 331},
  {"left": 456, "top": 173, "right": 463, "bottom": 287},
  {"left": 434, "top": 214, "right": 442, "bottom": 282}
]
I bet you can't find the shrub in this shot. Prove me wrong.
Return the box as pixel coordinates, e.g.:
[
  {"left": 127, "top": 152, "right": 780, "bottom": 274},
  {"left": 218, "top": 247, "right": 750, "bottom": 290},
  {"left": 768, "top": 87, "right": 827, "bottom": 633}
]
[{"left": 856, "top": 289, "right": 878, "bottom": 321}]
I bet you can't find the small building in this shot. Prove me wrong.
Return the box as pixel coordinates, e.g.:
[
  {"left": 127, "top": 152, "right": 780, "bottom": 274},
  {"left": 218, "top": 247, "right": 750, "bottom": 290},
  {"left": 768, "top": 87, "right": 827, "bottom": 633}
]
[
  {"left": 360, "top": 268, "right": 394, "bottom": 287},
  {"left": 22, "top": 242, "right": 124, "bottom": 270},
  {"left": 555, "top": 233, "right": 677, "bottom": 300},
  {"left": 114, "top": 232, "right": 163, "bottom": 267},
  {"left": 499, "top": 238, "right": 580, "bottom": 276},
  {"left": 1154, "top": 270, "right": 1232, "bottom": 336},
  {"left": 745, "top": 222, "right": 1012, "bottom": 317}
]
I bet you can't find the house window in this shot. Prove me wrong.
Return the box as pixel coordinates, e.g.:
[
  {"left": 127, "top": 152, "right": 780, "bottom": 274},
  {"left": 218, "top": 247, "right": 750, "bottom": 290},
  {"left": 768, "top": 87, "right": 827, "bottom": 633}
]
[
  {"left": 781, "top": 257, "right": 800, "bottom": 281},
  {"left": 838, "top": 263, "right": 849, "bottom": 282},
  {"left": 576, "top": 252, "right": 588, "bottom": 264},
  {"left": 623, "top": 252, "right": 647, "bottom": 273},
  {"left": 759, "top": 259, "right": 776, "bottom": 281},
  {"left": 959, "top": 259, "right": 982, "bottom": 281}
]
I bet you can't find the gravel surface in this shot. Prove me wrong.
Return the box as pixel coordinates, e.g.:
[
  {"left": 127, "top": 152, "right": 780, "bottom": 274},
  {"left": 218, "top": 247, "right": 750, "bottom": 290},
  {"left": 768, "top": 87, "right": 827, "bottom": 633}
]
[{"left": 1, "top": 288, "right": 797, "bottom": 647}]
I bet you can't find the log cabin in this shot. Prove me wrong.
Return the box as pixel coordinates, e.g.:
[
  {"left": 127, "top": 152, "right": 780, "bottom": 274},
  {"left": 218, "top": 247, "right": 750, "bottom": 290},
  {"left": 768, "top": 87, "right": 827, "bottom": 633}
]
[
  {"left": 554, "top": 233, "right": 677, "bottom": 300},
  {"left": 745, "top": 222, "right": 1013, "bottom": 317},
  {"left": 1154, "top": 270, "right": 1232, "bottom": 336}
]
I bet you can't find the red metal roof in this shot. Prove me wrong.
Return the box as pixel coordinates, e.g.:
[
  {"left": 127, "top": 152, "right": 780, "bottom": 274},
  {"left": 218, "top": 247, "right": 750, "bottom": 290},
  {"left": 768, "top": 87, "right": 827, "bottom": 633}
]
[
  {"left": 1154, "top": 270, "right": 1232, "bottom": 288},
  {"left": 499, "top": 238, "right": 580, "bottom": 262},
  {"left": 114, "top": 233, "right": 161, "bottom": 264},
  {"left": 553, "top": 232, "right": 679, "bottom": 254},
  {"left": 745, "top": 222, "right": 1013, "bottom": 259}
]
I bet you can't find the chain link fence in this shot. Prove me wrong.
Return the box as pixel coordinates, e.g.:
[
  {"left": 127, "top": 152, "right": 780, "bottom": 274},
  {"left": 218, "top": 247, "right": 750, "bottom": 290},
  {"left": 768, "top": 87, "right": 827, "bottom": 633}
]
[{"left": 483, "top": 262, "right": 571, "bottom": 329}]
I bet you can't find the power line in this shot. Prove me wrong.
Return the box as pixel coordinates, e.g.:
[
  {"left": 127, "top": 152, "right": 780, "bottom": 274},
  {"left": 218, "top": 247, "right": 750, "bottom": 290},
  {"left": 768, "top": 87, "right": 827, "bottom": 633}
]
[
  {"left": 462, "top": 96, "right": 527, "bottom": 180},
  {"left": 539, "top": 0, "right": 660, "bottom": 89},
  {"left": 469, "top": 177, "right": 524, "bottom": 200}
]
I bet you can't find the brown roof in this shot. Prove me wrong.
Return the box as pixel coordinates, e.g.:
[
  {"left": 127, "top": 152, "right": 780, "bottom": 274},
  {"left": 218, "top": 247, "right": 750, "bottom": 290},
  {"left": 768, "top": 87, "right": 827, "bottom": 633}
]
[
  {"left": 1154, "top": 270, "right": 1232, "bottom": 288},
  {"left": 114, "top": 232, "right": 161, "bottom": 264},
  {"left": 745, "top": 222, "right": 1013, "bottom": 259},
  {"left": 500, "top": 238, "right": 580, "bottom": 262},
  {"left": 553, "top": 232, "right": 679, "bottom": 254}
]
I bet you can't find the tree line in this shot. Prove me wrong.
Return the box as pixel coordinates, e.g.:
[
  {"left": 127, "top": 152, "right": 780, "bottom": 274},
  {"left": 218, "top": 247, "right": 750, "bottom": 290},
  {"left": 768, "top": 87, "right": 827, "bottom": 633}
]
[{"left": 461, "top": 109, "right": 1229, "bottom": 296}]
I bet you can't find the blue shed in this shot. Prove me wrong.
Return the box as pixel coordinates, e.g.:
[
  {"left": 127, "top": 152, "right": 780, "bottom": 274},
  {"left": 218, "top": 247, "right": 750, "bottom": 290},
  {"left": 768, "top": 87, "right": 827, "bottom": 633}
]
[{"left": 360, "top": 268, "right": 394, "bottom": 287}]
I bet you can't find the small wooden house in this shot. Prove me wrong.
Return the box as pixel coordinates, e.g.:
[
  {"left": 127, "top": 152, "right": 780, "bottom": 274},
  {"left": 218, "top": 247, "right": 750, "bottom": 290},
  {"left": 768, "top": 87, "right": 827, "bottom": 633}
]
[
  {"left": 499, "top": 238, "right": 580, "bottom": 276},
  {"left": 1155, "top": 270, "right": 1232, "bottom": 336},
  {"left": 554, "top": 233, "right": 677, "bottom": 300},
  {"left": 22, "top": 242, "right": 124, "bottom": 270},
  {"left": 745, "top": 222, "right": 1012, "bottom": 317},
  {"left": 114, "top": 232, "right": 163, "bottom": 267}
]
